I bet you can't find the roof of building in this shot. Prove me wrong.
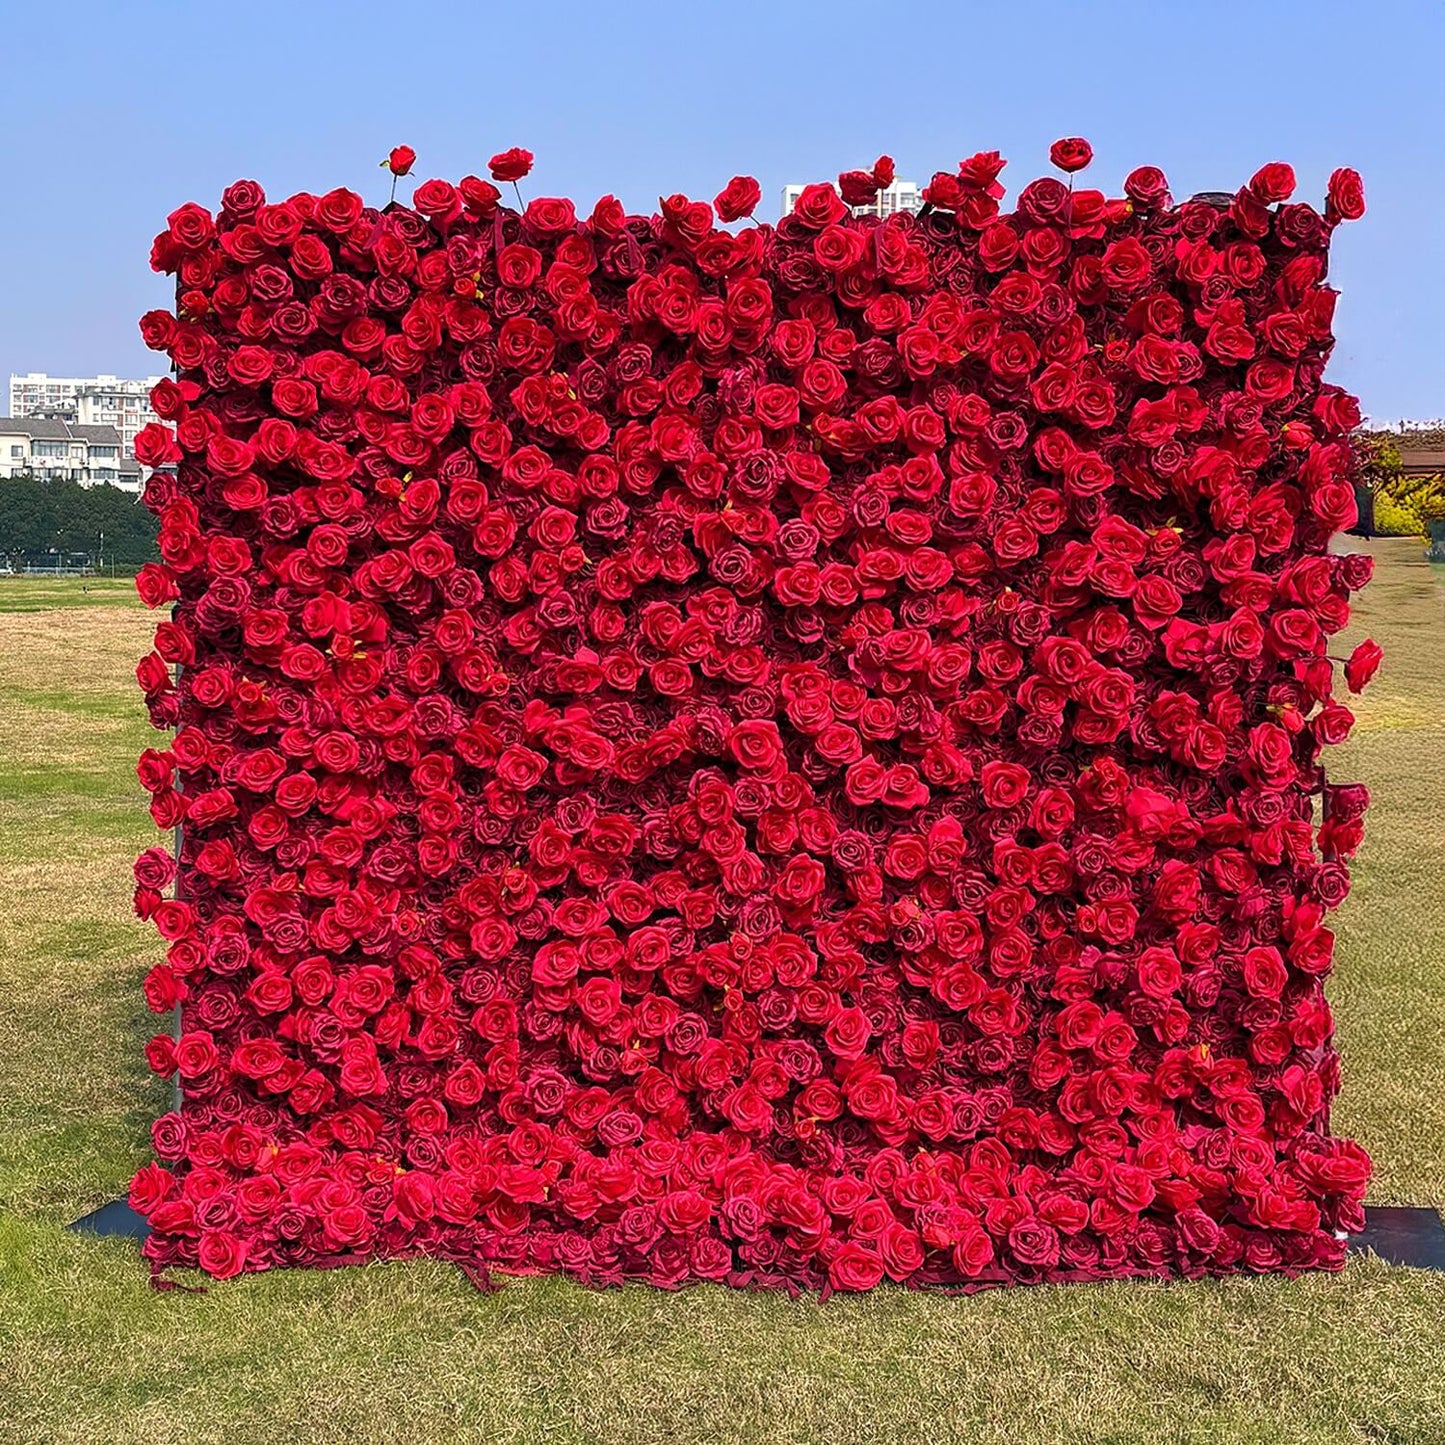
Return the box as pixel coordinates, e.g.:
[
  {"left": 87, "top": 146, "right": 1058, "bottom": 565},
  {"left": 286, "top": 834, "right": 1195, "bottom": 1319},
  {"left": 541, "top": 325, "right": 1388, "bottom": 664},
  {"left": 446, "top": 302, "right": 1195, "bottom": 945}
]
[
  {"left": 0, "top": 417, "right": 123, "bottom": 445},
  {"left": 1399, "top": 449, "right": 1445, "bottom": 474}
]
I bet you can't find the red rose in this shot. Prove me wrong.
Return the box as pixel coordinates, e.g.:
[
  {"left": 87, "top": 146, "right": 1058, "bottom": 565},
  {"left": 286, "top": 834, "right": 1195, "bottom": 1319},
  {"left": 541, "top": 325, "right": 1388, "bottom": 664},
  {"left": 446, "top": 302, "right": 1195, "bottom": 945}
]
[
  {"left": 828, "top": 1242, "right": 886, "bottom": 1292},
  {"left": 1248, "top": 161, "right": 1296, "bottom": 203},
  {"left": 128, "top": 1162, "right": 174, "bottom": 1215},
  {"left": 1314, "top": 702, "right": 1354, "bottom": 746},
  {"left": 133, "top": 423, "right": 180, "bottom": 467},
  {"left": 384, "top": 145, "right": 416, "bottom": 177},
  {"left": 1344, "top": 638, "right": 1382, "bottom": 693},
  {"left": 413, "top": 177, "right": 460, "bottom": 221},
  {"left": 1243, "top": 946, "right": 1288, "bottom": 999},
  {"left": 1124, "top": 165, "right": 1170, "bottom": 209},
  {"left": 166, "top": 202, "right": 214, "bottom": 250},
  {"left": 824, "top": 1006, "right": 870, "bottom": 1061},
  {"left": 789, "top": 182, "right": 847, "bottom": 229},
  {"left": 198, "top": 1230, "right": 248, "bottom": 1279},
  {"left": 173, "top": 1030, "right": 219, "bottom": 1080},
  {"left": 1008, "top": 1218, "right": 1061, "bottom": 1268},
  {"left": 727, "top": 720, "right": 784, "bottom": 773},
  {"left": 133, "top": 846, "right": 176, "bottom": 890},
  {"left": 488, "top": 147, "right": 534, "bottom": 183},
  {"left": 314, "top": 186, "right": 363, "bottom": 233},
  {"left": 1136, "top": 947, "right": 1183, "bottom": 999},
  {"left": 1049, "top": 137, "right": 1093, "bottom": 174},
  {"left": 714, "top": 175, "right": 761, "bottom": 222},
  {"left": 980, "top": 760, "right": 1030, "bottom": 809},
  {"left": 439, "top": 177, "right": 493, "bottom": 219},
  {"left": 1326, "top": 167, "right": 1366, "bottom": 222},
  {"left": 838, "top": 169, "right": 878, "bottom": 207}
]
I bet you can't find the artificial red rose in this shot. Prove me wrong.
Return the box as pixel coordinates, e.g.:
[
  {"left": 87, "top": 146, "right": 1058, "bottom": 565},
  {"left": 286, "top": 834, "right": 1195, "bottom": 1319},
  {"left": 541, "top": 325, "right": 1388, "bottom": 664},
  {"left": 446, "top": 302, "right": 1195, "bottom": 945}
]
[
  {"left": 134, "top": 846, "right": 176, "bottom": 890},
  {"left": 1049, "top": 137, "right": 1093, "bottom": 174},
  {"left": 134, "top": 423, "right": 181, "bottom": 467},
  {"left": 129, "top": 1162, "right": 173, "bottom": 1215},
  {"left": 1123, "top": 165, "right": 1170, "bottom": 209},
  {"left": 1136, "top": 947, "right": 1183, "bottom": 999},
  {"left": 314, "top": 186, "right": 363, "bottom": 233},
  {"left": 980, "top": 761, "right": 1030, "bottom": 809},
  {"left": 714, "top": 176, "right": 761, "bottom": 222},
  {"left": 1314, "top": 702, "right": 1354, "bottom": 746},
  {"left": 728, "top": 720, "right": 784, "bottom": 773},
  {"left": 166, "top": 202, "right": 214, "bottom": 250},
  {"left": 828, "top": 1241, "right": 886, "bottom": 1292},
  {"left": 197, "top": 1230, "right": 248, "bottom": 1279},
  {"left": 1248, "top": 162, "right": 1296, "bottom": 203},
  {"left": 173, "top": 1031, "right": 219, "bottom": 1079},
  {"left": 413, "top": 178, "right": 461, "bottom": 222},
  {"left": 1326, "top": 168, "right": 1366, "bottom": 222},
  {"left": 1344, "top": 638, "right": 1382, "bottom": 693},
  {"left": 1243, "top": 946, "right": 1289, "bottom": 999},
  {"left": 134, "top": 563, "right": 179, "bottom": 608},
  {"left": 838, "top": 170, "right": 878, "bottom": 207},
  {"left": 790, "top": 182, "right": 847, "bottom": 229},
  {"left": 1008, "top": 1218, "right": 1062, "bottom": 1268},
  {"left": 488, "top": 148, "right": 534, "bottom": 183},
  {"left": 385, "top": 145, "right": 416, "bottom": 177}
]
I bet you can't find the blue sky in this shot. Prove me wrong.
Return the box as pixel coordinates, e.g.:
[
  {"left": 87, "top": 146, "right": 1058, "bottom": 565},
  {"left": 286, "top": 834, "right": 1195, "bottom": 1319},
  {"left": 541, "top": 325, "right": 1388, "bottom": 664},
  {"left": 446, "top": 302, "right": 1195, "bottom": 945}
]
[{"left": 4, "top": 0, "right": 1441, "bottom": 421}]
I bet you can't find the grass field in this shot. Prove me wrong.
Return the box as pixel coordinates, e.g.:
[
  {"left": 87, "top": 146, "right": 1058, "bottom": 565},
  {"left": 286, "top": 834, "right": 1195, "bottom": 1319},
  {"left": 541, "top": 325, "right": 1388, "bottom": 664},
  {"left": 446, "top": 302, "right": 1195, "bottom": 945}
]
[{"left": 1, "top": 547, "right": 1443, "bottom": 1444}]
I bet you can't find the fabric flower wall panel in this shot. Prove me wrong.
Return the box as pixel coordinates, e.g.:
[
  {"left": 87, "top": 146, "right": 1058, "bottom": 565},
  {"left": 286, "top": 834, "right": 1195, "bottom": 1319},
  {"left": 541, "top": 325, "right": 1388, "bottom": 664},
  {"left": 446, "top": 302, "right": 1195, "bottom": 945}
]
[{"left": 130, "top": 150, "right": 1377, "bottom": 1292}]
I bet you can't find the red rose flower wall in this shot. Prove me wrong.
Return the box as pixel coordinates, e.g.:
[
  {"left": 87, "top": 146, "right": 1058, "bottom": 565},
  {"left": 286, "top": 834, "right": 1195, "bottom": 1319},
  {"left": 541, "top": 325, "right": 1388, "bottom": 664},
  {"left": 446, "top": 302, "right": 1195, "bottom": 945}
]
[{"left": 129, "top": 146, "right": 1380, "bottom": 1292}]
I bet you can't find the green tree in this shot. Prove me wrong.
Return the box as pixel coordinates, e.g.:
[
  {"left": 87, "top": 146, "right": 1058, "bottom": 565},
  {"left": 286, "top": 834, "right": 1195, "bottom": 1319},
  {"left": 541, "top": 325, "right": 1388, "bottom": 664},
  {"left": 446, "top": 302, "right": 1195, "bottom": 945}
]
[{"left": 0, "top": 474, "right": 158, "bottom": 569}]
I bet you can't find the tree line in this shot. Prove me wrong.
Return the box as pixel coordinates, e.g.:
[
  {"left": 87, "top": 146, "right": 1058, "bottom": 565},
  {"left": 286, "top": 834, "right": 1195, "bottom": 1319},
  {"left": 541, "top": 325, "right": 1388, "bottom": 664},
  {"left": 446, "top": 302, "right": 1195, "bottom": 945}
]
[{"left": 0, "top": 473, "right": 159, "bottom": 570}]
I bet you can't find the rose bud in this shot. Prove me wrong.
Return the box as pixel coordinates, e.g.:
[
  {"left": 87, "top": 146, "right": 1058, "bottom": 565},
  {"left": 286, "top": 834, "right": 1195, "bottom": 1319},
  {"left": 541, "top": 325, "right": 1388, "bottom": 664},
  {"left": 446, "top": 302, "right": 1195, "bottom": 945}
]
[{"left": 382, "top": 144, "right": 416, "bottom": 177}]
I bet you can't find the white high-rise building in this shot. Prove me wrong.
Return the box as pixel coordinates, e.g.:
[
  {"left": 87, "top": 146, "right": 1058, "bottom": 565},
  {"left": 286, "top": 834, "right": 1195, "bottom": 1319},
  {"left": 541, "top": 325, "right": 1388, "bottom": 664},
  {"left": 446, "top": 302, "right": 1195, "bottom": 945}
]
[
  {"left": 9, "top": 372, "right": 165, "bottom": 459},
  {"left": 781, "top": 179, "right": 925, "bottom": 221}
]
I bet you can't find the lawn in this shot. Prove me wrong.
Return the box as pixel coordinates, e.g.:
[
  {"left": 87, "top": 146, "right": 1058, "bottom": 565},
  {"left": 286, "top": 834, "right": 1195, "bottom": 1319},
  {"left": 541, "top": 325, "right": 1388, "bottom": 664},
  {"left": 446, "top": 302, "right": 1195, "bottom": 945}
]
[{"left": 0, "top": 545, "right": 1442, "bottom": 1444}]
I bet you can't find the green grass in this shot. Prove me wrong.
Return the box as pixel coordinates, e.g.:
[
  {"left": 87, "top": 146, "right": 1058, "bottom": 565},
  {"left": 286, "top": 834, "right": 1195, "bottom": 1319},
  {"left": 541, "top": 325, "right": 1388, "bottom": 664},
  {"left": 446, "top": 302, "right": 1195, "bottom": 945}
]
[
  {"left": 0, "top": 544, "right": 1443, "bottom": 1443},
  {"left": 0, "top": 575, "right": 142, "bottom": 612}
]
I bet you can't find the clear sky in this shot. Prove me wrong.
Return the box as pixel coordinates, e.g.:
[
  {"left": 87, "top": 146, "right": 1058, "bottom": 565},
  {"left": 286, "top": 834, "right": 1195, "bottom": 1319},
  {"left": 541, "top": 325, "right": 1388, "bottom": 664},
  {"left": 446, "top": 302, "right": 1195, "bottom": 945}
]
[{"left": 4, "top": 0, "right": 1441, "bottom": 422}]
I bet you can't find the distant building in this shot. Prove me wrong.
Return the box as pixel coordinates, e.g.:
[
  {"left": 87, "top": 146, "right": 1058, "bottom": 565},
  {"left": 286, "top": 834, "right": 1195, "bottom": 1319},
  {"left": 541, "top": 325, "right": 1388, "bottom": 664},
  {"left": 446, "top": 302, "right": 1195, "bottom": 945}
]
[
  {"left": 0, "top": 418, "right": 136, "bottom": 491},
  {"left": 781, "top": 179, "right": 925, "bottom": 221},
  {"left": 1385, "top": 429, "right": 1445, "bottom": 478},
  {"left": 9, "top": 372, "right": 165, "bottom": 460}
]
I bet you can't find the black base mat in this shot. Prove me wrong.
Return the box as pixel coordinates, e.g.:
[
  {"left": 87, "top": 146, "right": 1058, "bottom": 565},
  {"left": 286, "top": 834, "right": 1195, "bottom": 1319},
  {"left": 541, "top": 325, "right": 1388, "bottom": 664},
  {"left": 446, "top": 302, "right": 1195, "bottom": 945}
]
[
  {"left": 68, "top": 1198, "right": 150, "bottom": 1239},
  {"left": 1348, "top": 1206, "right": 1445, "bottom": 1270}
]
